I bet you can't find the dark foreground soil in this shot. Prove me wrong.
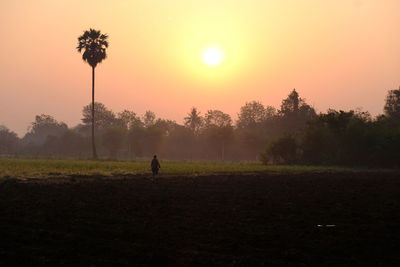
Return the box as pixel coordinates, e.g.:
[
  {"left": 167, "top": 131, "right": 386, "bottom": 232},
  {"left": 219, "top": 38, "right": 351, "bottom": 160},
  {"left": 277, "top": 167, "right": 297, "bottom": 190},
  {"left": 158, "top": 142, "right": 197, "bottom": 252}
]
[{"left": 1, "top": 172, "right": 400, "bottom": 266}]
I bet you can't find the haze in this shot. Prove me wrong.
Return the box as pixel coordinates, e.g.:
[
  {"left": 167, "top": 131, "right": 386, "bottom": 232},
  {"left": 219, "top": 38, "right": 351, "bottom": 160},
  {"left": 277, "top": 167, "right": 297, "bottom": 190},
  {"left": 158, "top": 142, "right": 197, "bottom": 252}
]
[{"left": 1, "top": 0, "right": 399, "bottom": 136}]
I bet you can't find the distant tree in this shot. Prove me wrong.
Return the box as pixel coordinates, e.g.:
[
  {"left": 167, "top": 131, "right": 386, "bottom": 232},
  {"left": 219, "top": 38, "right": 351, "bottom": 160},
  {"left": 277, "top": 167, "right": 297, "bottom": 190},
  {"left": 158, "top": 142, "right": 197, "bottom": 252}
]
[
  {"left": 183, "top": 108, "right": 203, "bottom": 159},
  {"left": 102, "top": 127, "right": 126, "bottom": 158},
  {"left": 58, "top": 130, "right": 90, "bottom": 157},
  {"left": 266, "top": 106, "right": 276, "bottom": 118},
  {"left": 203, "top": 110, "right": 234, "bottom": 160},
  {"left": 117, "top": 110, "right": 142, "bottom": 130},
  {"left": 23, "top": 115, "right": 68, "bottom": 145},
  {"left": 142, "top": 119, "right": 175, "bottom": 157},
  {"left": 300, "top": 109, "right": 372, "bottom": 165},
  {"left": 384, "top": 87, "right": 400, "bottom": 119},
  {"left": 164, "top": 125, "right": 193, "bottom": 159},
  {"left": 42, "top": 135, "right": 60, "bottom": 156},
  {"left": 280, "top": 89, "right": 301, "bottom": 116},
  {"left": 204, "top": 110, "right": 232, "bottom": 128},
  {"left": 260, "top": 135, "right": 298, "bottom": 165},
  {"left": 82, "top": 102, "right": 116, "bottom": 131},
  {"left": 153, "top": 118, "right": 177, "bottom": 134},
  {"left": 237, "top": 101, "right": 276, "bottom": 128},
  {"left": 127, "top": 124, "right": 146, "bottom": 157},
  {"left": 279, "top": 89, "right": 316, "bottom": 132},
  {"left": 77, "top": 28, "right": 109, "bottom": 159},
  {"left": 319, "top": 109, "right": 358, "bottom": 135},
  {"left": 301, "top": 118, "right": 338, "bottom": 164},
  {"left": 184, "top": 107, "right": 203, "bottom": 134},
  {"left": 143, "top": 111, "right": 156, "bottom": 128},
  {"left": 235, "top": 102, "right": 277, "bottom": 159},
  {"left": 0, "top": 125, "right": 19, "bottom": 154}
]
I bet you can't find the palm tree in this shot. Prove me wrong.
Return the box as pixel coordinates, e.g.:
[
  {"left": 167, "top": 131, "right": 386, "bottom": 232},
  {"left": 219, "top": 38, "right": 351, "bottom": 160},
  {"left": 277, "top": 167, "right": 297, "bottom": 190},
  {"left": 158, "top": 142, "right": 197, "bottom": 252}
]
[
  {"left": 184, "top": 107, "right": 203, "bottom": 134},
  {"left": 184, "top": 107, "right": 203, "bottom": 159},
  {"left": 76, "top": 29, "right": 109, "bottom": 159}
]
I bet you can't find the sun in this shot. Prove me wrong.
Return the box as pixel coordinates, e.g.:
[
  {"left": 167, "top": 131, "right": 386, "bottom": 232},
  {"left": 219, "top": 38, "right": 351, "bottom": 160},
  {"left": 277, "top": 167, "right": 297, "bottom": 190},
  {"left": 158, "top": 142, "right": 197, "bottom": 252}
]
[{"left": 202, "top": 46, "right": 224, "bottom": 66}]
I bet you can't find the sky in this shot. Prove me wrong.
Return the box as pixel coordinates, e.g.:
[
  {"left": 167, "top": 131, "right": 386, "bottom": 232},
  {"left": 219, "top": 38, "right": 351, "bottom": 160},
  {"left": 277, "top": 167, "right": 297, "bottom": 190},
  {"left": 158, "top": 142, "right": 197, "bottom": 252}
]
[{"left": 1, "top": 0, "right": 399, "bottom": 136}]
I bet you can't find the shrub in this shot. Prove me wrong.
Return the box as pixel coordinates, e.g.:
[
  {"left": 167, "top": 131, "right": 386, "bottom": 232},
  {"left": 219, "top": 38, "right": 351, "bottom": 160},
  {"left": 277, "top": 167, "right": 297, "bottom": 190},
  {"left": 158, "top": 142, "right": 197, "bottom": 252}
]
[{"left": 260, "top": 135, "right": 298, "bottom": 165}]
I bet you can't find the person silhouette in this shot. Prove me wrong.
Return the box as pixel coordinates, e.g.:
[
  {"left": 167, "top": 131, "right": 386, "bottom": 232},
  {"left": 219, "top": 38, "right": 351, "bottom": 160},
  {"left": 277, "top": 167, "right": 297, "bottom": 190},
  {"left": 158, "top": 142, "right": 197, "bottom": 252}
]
[{"left": 151, "top": 155, "right": 161, "bottom": 177}]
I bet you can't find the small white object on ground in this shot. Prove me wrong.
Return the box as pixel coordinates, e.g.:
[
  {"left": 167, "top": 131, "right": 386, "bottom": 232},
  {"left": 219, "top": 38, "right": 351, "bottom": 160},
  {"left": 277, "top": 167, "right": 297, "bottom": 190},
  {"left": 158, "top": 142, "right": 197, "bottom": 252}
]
[{"left": 317, "top": 224, "right": 337, "bottom": 227}]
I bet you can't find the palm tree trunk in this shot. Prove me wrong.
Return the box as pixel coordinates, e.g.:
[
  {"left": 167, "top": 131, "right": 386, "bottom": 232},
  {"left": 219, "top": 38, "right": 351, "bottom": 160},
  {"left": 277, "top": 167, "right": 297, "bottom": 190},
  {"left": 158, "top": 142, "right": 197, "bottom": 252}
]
[{"left": 92, "top": 66, "right": 98, "bottom": 159}]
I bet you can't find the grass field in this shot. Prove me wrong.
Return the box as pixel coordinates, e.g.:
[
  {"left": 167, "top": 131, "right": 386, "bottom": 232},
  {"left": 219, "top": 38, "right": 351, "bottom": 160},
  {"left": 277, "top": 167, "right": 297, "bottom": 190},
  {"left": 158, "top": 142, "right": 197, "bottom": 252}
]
[{"left": 0, "top": 158, "right": 363, "bottom": 179}]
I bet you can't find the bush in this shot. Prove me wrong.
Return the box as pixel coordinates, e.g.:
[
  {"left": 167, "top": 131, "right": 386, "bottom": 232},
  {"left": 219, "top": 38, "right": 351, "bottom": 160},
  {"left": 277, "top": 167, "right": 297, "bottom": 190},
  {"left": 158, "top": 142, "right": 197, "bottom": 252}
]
[{"left": 260, "top": 135, "right": 298, "bottom": 165}]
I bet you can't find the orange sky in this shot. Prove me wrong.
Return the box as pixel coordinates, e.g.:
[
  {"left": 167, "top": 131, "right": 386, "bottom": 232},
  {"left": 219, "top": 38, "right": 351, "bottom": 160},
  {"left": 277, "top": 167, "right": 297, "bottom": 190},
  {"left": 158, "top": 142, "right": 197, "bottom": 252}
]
[{"left": 1, "top": 0, "right": 399, "bottom": 136}]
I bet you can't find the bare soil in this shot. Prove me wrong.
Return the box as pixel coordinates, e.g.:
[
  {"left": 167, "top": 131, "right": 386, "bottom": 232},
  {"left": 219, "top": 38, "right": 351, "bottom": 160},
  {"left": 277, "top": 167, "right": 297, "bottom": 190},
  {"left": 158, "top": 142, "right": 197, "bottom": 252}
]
[{"left": 1, "top": 172, "right": 400, "bottom": 266}]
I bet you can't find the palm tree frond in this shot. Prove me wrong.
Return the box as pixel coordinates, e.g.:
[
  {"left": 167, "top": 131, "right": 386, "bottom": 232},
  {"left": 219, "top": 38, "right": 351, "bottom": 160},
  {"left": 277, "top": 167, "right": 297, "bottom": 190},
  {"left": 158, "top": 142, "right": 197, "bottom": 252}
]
[{"left": 76, "top": 28, "right": 109, "bottom": 68}]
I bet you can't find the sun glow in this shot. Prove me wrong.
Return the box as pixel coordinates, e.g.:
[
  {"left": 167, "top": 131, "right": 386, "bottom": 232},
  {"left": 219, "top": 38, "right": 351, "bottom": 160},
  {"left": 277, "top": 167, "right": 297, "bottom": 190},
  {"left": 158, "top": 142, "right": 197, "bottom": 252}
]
[
  {"left": 202, "top": 46, "right": 224, "bottom": 66},
  {"left": 174, "top": 15, "right": 253, "bottom": 84}
]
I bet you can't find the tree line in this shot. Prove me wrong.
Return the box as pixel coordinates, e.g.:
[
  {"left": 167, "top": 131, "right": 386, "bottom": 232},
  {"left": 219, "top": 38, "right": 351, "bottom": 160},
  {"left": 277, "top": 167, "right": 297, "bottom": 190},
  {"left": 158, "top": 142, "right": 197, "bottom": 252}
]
[
  {"left": 2, "top": 87, "right": 400, "bottom": 167},
  {"left": 260, "top": 88, "right": 400, "bottom": 167}
]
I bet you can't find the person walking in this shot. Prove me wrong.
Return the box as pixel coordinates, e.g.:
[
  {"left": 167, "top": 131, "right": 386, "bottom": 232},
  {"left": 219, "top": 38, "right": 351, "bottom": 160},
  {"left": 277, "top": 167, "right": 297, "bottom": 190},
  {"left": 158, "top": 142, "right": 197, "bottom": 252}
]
[{"left": 151, "top": 155, "right": 161, "bottom": 177}]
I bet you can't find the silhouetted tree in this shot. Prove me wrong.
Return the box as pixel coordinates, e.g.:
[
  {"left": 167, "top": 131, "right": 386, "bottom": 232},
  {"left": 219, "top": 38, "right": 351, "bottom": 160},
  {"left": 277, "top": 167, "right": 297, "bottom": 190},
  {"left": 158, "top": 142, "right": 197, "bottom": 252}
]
[
  {"left": 203, "top": 110, "right": 233, "bottom": 160},
  {"left": 260, "top": 135, "right": 298, "bottom": 165},
  {"left": 300, "top": 109, "right": 372, "bottom": 165},
  {"left": 183, "top": 107, "right": 203, "bottom": 159},
  {"left": 77, "top": 28, "right": 109, "bottom": 159},
  {"left": 58, "top": 130, "right": 90, "bottom": 157},
  {"left": 234, "top": 102, "right": 276, "bottom": 159},
  {"left": 82, "top": 102, "right": 116, "bottom": 131},
  {"left": 0, "top": 125, "right": 19, "bottom": 155},
  {"left": 204, "top": 110, "right": 232, "bottom": 128},
  {"left": 23, "top": 114, "right": 68, "bottom": 146},
  {"left": 280, "top": 89, "right": 301, "bottom": 115},
  {"left": 102, "top": 127, "right": 126, "bottom": 158},
  {"left": 127, "top": 124, "right": 146, "bottom": 157},
  {"left": 237, "top": 101, "right": 276, "bottom": 128},
  {"left": 184, "top": 107, "right": 203, "bottom": 134},
  {"left": 279, "top": 89, "right": 316, "bottom": 133},
  {"left": 384, "top": 87, "right": 400, "bottom": 120},
  {"left": 163, "top": 125, "right": 193, "bottom": 159},
  {"left": 117, "top": 110, "right": 142, "bottom": 130},
  {"left": 301, "top": 113, "right": 339, "bottom": 164},
  {"left": 142, "top": 118, "right": 176, "bottom": 157},
  {"left": 143, "top": 111, "right": 156, "bottom": 128}
]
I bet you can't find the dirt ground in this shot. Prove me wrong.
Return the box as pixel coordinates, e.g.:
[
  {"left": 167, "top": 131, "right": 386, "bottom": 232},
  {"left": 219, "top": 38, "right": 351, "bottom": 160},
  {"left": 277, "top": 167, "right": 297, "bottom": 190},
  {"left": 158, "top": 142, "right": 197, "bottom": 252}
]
[{"left": 0, "top": 172, "right": 400, "bottom": 266}]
